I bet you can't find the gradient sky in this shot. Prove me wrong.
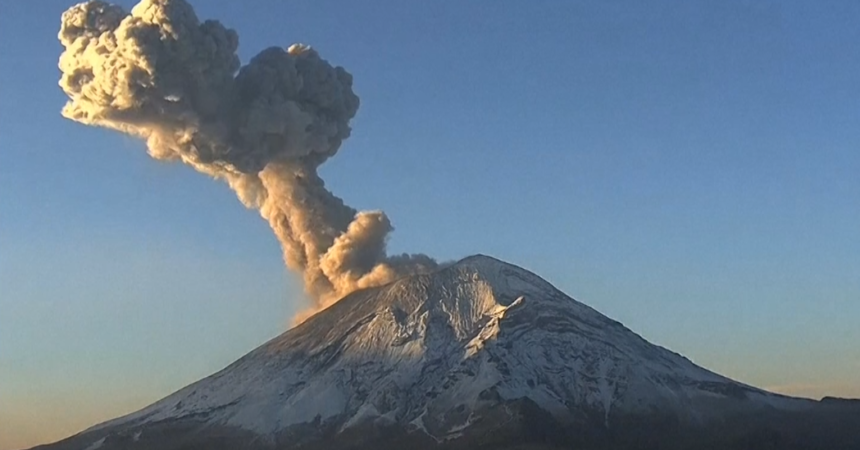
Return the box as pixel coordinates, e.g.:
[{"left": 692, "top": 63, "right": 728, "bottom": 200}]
[{"left": 2, "top": 1, "right": 859, "bottom": 449}]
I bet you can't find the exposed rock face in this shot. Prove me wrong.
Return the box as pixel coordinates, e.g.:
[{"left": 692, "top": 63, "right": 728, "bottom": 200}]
[{"left": 31, "top": 255, "right": 860, "bottom": 450}]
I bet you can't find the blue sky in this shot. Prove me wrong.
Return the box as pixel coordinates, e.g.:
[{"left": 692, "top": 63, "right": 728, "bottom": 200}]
[{"left": 2, "top": 1, "right": 859, "bottom": 448}]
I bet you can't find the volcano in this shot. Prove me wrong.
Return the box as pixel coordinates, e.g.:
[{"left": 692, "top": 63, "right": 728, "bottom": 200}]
[{"left": 32, "top": 255, "right": 860, "bottom": 450}]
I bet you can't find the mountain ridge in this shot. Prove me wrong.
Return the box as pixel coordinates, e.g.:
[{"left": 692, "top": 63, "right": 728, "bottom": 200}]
[{"left": 32, "top": 254, "right": 860, "bottom": 450}]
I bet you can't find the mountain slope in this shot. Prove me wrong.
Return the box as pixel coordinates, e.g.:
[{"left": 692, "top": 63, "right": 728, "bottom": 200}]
[{"left": 32, "top": 255, "right": 860, "bottom": 450}]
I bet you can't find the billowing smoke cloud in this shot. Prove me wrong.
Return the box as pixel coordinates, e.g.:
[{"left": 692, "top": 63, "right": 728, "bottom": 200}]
[{"left": 58, "top": 0, "right": 437, "bottom": 321}]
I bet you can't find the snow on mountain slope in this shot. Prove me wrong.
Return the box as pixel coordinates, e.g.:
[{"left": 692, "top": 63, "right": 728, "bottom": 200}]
[{"left": 85, "top": 254, "right": 812, "bottom": 442}]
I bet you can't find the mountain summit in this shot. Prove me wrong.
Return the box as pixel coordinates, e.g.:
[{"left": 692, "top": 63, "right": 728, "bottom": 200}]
[{"left": 33, "top": 255, "right": 860, "bottom": 450}]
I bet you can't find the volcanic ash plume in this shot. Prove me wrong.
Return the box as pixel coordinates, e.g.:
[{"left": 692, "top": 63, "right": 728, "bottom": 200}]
[{"left": 57, "top": 0, "right": 437, "bottom": 320}]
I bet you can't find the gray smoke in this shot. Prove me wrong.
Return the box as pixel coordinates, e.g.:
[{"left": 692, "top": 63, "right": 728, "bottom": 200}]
[{"left": 58, "top": 0, "right": 437, "bottom": 321}]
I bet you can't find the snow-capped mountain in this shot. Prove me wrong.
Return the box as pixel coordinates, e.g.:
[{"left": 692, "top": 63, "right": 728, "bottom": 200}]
[{"left": 32, "top": 255, "right": 860, "bottom": 450}]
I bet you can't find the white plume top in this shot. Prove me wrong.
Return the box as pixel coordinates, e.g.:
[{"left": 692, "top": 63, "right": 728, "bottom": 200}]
[{"left": 58, "top": 0, "right": 437, "bottom": 320}]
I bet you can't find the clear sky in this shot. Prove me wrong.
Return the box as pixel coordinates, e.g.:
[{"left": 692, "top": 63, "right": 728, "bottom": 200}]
[{"left": 2, "top": 1, "right": 859, "bottom": 449}]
